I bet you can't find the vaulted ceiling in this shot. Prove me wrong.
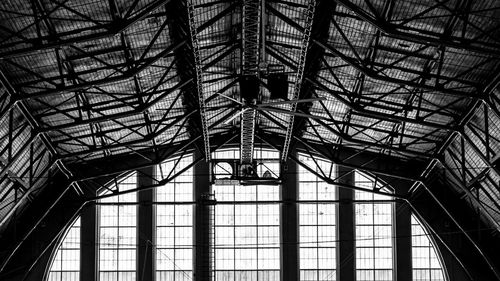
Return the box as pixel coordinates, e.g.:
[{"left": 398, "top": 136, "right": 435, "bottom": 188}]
[{"left": 0, "top": 0, "right": 500, "bottom": 275}]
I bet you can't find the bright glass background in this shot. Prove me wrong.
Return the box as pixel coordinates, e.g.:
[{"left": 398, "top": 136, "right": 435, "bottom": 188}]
[{"left": 47, "top": 151, "right": 448, "bottom": 281}]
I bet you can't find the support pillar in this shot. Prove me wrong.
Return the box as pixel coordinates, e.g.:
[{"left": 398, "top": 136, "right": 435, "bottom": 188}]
[
  {"left": 337, "top": 166, "right": 355, "bottom": 281},
  {"left": 194, "top": 151, "right": 212, "bottom": 281},
  {"left": 137, "top": 167, "right": 154, "bottom": 281},
  {"left": 281, "top": 156, "right": 299, "bottom": 281},
  {"left": 80, "top": 201, "right": 96, "bottom": 281},
  {"left": 395, "top": 201, "right": 412, "bottom": 281}
]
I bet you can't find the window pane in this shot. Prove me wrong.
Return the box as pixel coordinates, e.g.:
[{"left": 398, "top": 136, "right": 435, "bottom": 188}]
[
  {"left": 355, "top": 171, "right": 394, "bottom": 281},
  {"left": 411, "top": 215, "right": 446, "bottom": 281},
  {"left": 48, "top": 218, "right": 80, "bottom": 281},
  {"left": 155, "top": 155, "right": 194, "bottom": 281},
  {"left": 98, "top": 173, "right": 137, "bottom": 281},
  {"left": 213, "top": 149, "right": 280, "bottom": 279},
  {"left": 298, "top": 154, "right": 336, "bottom": 281}
]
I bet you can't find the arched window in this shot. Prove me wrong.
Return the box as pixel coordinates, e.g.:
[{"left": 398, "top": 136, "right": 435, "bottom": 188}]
[
  {"left": 354, "top": 172, "right": 394, "bottom": 281},
  {"left": 298, "top": 154, "right": 336, "bottom": 281},
  {"left": 212, "top": 149, "right": 281, "bottom": 281},
  {"left": 47, "top": 218, "right": 80, "bottom": 281},
  {"left": 98, "top": 172, "right": 138, "bottom": 281},
  {"left": 411, "top": 215, "right": 446, "bottom": 281},
  {"left": 155, "top": 154, "right": 194, "bottom": 281},
  {"left": 47, "top": 151, "right": 448, "bottom": 281}
]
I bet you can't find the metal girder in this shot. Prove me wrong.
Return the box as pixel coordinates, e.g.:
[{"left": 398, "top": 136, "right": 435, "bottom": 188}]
[
  {"left": 196, "top": 2, "right": 239, "bottom": 34},
  {"left": 411, "top": 178, "right": 500, "bottom": 280},
  {"left": 290, "top": 154, "right": 406, "bottom": 199},
  {"left": 257, "top": 129, "right": 423, "bottom": 182},
  {"left": 87, "top": 155, "right": 202, "bottom": 201},
  {"left": 240, "top": 107, "right": 258, "bottom": 163},
  {"left": 376, "top": 0, "right": 458, "bottom": 160},
  {"left": 313, "top": 39, "right": 481, "bottom": 99},
  {"left": 333, "top": 0, "right": 500, "bottom": 56},
  {"left": 441, "top": 140, "right": 500, "bottom": 230},
  {"left": 0, "top": 77, "right": 71, "bottom": 229},
  {"left": 71, "top": 130, "right": 237, "bottom": 182},
  {"left": 187, "top": 0, "right": 212, "bottom": 161},
  {"left": 0, "top": 71, "right": 74, "bottom": 174},
  {"left": 0, "top": 143, "right": 54, "bottom": 229},
  {"left": 15, "top": 40, "right": 186, "bottom": 101},
  {"left": 424, "top": 67, "right": 500, "bottom": 179},
  {"left": 241, "top": 0, "right": 261, "bottom": 76},
  {"left": 0, "top": 0, "right": 173, "bottom": 58},
  {"left": 406, "top": 0, "right": 500, "bottom": 208},
  {"left": 436, "top": 104, "right": 500, "bottom": 227},
  {"left": 38, "top": 79, "right": 192, "bottom": 133},
  {"left": 406, "top": 70, "right": 500, "bottom": 270},
  {"left": 281, "top": 0, "right": 316, "bottom": 161},
  {"left": 56, "top": 111, "right": 197, "bottom": 160},
  {"left": 308, "top": 75, "right": 457, "bottom": 131},
  {"left": 258, "top": 94, "right": 437, "bottom": 159},
  {"left": 310, "top": 117, "right": 435, "bottom": 159},
  {"left": 0, "top": 131, "right": 239, "bottom": 277},
  {"left": 240, "top": 0, "right": 261, "bottom": 164}
]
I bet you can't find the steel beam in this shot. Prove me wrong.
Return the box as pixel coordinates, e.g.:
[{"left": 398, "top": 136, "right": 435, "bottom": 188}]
[
  {"left": 16, "top": 40, "right": 186, "bottom": 100},
  {"left": 281, "top": 0, "right": 316, "bottom": 161},
  {"left": 187, "top": 0, "right": 212, "bottom": 161},
  {"left": 0, "top": 0, "right": 174, "bottom": 58},
  {"left": 0, "top": 70, "right": 80, "bottom": 228},
  {"left": 413, "top": 180, "right": 500, "bottom": 280},
  {"left": 56, "top": 111, "right": 196, "bottom": 160},
  {"left": 240, "top": 0, "right": 261, "bottom": 164},
  {"left": 308, "top": 78, "right": 457, "bottom": 131},
  {"left": 333, "top": 0, "right": 500, "bottom": 56},
  {"left": 39, "top": 79, "right": 192, "bottom": 133},
  {"left": 313, "top": 39, "right": 481, "bottom": 99},
  {"left": 257, "top": 130, "right": 422, "bottom": 182}
]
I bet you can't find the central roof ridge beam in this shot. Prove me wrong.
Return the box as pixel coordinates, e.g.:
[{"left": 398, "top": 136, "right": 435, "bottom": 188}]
[
  {"left": 240, "top": 0, "right": 262, "bottom": 164},
  {"left": 187, "top": 0, "right": 212, "bottom": 161},
  {"left": 281, "top": 0, "right": 316, "bottom": 161}
]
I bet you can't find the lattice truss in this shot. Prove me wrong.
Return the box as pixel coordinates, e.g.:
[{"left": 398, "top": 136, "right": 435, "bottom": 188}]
[{"left": 0, "top": 0, "right": 500, "bottom": 231}]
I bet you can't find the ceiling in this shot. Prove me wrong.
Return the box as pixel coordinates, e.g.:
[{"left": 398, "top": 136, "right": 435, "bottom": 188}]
[{"left": 0, "top": 0, "right": 500, "bottom": 236}]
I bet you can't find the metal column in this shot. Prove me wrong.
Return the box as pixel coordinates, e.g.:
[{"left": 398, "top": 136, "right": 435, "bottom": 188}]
[
  {"left": 395, "top": 201, "right": 412, "bottom": 281},
  {"left": 137, "top": 166, "right": 154, "bottom": 281},
  {"left": 80, "top": 201, "right": 97, "bottom": 281},
  {"left": 337, "top": 166, "right": 355, "bottom": 281},
  {"left": 281, "top": 156, "right": 299, "bottom": 281},
  {"left": 194, "top": 151, "right": 213, "bottom": 281}
]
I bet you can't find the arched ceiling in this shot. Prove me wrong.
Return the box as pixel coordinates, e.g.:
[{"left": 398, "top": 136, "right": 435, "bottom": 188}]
[{"left": 0, "top": 1, "right": 500, "bottom": 276}]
